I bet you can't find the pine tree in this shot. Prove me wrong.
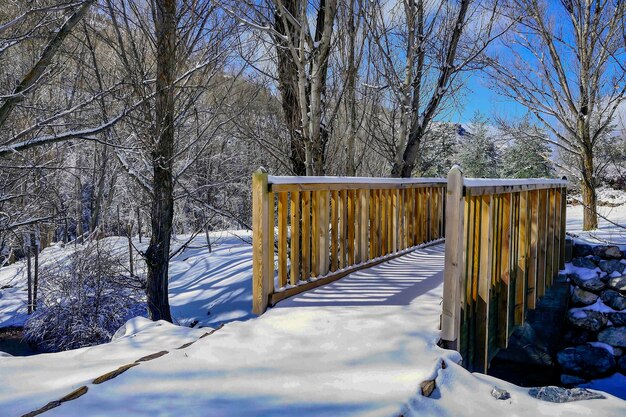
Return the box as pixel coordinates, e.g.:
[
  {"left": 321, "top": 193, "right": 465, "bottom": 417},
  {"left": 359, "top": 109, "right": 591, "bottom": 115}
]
[
  {"left": 458, "top": 113, "right": 499, "bottom": 178},
  {"left": 500, "top": 122, "right": 553, "bottom": 178}
]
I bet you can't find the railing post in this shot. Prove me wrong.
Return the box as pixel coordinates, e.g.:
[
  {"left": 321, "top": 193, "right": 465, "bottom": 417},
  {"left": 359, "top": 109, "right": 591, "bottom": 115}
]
[
  {"left": 441, "top": 166, "right": 464, "bottom": 349},
  {"left": 252, "top": 168, "right": 273, "bottom": 315}
]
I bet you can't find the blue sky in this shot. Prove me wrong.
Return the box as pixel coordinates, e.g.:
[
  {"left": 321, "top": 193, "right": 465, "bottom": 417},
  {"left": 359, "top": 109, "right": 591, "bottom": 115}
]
[{"left": 451, "top": 74, "right": 529, "bottom": 124}]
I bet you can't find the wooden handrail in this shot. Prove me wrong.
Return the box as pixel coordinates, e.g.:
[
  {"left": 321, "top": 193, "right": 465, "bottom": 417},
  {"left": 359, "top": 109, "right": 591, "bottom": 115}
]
[
  {"left": 252, "top": 169, "right": 447, "bottom": 314},
  {"left": 441, "top": 166, "right": 567, "bottom": 372}
]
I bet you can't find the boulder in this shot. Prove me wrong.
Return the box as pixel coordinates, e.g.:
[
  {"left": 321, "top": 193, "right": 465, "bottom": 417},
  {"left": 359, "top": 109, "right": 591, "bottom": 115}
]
[
  {"left": 570, "top": 275, "right": 606, "bottom": 292},
  {"left": 619, "top": 356, "right": 626, "bottom": 374},
  {"left": 563, "top": 328, "right": 593, "bottom": 345},
  {"left": 528, "top": 386, "right": 605, "bottom": 403},
  {"left": 556, "top": 345, "right": 616, "bottom": 379},
  {"left": 607, "top": 276, "right": 626, "bottom": 292},
  {"left": 598, "top": 259, "right": 626, "bottom": 274},
  {"left": 572, "top": 257, "right": 597, "bottom": 269},
  {"left": 601, "top": 290, "right": 626, "bottom": 311},
  {"left": 593, "top": 245, "right": 622, "bottom": 260},
  {"left": 607, "top": 312, "right": 626, "bottom": 326},
  {"left": 560, "top": 374, "right": 587, "bottom": 387},
  {"left": 571, "top": 288, "right": 598, "bottom": 305},
  {"left": 574, "top": 244, "right": 593, "bottom": 258},
  {"left": 597, "top": 327, "right": 626, "bottom": 348},
  {"left": 567, "top": 309, "right": 607, "bottom": 332}
]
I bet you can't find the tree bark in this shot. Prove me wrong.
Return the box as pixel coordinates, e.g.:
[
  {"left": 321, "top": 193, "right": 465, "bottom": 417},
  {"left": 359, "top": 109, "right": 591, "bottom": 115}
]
[
  {"left": 145, "top": 0, "right": 176, "bottom": 322},
  {"left": 581, "top": 148, "right": 598, "bottom": 230}
]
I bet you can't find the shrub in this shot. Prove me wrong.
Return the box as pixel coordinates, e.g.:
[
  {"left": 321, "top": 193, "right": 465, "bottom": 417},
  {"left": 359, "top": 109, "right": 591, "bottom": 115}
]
[{"left": 24, "top": 241, "right": 145, "bottom": 351}]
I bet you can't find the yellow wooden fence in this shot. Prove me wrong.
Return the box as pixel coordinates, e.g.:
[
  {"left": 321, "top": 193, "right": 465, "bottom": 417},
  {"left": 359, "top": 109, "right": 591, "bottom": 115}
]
[
  {"left": 440, "top": 166, "right": 568, "bottom": 373},
  {"left": 252, "top": 169, "right": 447, "bottom": 314}
]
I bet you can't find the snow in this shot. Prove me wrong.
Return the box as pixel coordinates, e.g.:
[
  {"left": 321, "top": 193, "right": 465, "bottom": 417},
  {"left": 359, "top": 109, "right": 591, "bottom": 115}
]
[
  {"left": 570, "top": 299, "right": 618, "bottom": 315},
  {"left": 268, "top": 175, "right": 446, "bottom": 185},
  {"left": 562, "top": 262, "right": 606, "bottom": 281},
  {"left": 567, "top": 203, "right": 626, "bottom": 246},
  {"left": 464, "top": 178, "right": 568, "bottom": 187},
  {"left": 0, "top": 231, "right": 255, "bottom": 330},
  {"left": 2, "top": 243, "right": 623, "bottom": 416},
  {"left": 0, "top": 317, "right": 207, "bottom": 417}
]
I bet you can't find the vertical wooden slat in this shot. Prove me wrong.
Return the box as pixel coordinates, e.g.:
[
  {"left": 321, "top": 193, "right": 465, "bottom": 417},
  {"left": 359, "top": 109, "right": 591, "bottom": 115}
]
[
  {"left": 374, "top": 189, "right": 381, "bottom": 257},
  {"left": 536, "top": 189, "right": 547, "bottom": 298},
  {"left": 277, "top": 191, "right": 288, "bottom": 288},
  {"left": 546, "top": 189, "right": 556, "bottom": 288},
  {"left": 340, "top": 189, "right": 348, "bottom": 269},
  {"left": 398, "top": 188, "right": 405, "bottom": 250},
  {"left": 369, "top": 189, "right": 376, "bottom": 259},
  {"left": 347, "top": 190, "right": 355, "bottom": 265},
  {"left": 290, "top": 191, "right": 300, "bottom": 285},
  {"left": 497, "top": 193, "right": 512, "bottom": 348},
  {"left": 301, "top": 191, "right": 311, "bottom": 280},
  {"left": 318, "top": 190, "right": 330, "bottom": 276},
  {"left": 391, "top": 189, "right": 400, "bottom": 253},
  {"left": 514, "top": 191, "right": 528, "bottom": 325},
  {"left": 408, "top": 188, "right": 415, "bottom": 247},
  {"left": 381, "top": 189, "right": 388, "bottom": 255},
  {"left": 358, "top": 190, "right": 369, "bottom": 262},
  {"left": 311, "top": 191, "right": 319, "bottom": 276},
  {"left": 527, "top": 190, "right": 539, "bottom": 310},
  {"left": 387, "top": 188, "right": 393, "bottom": 253},
  {"left": 252, "top": 170, "right": 272, "bottom": 315},
  {"left": 476, "top": 194, "right": 493, "bottom": 373},
  {"left": 560, "top": 186, "right": 567, "bottom": 269},
  {"left": 331, "top": 190, "right": 339, "bottom": 272}
]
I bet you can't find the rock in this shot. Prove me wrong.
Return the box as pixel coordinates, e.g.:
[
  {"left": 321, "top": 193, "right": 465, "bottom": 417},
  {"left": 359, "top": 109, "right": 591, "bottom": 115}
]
[
  {"left": 420, "top": 379, "right": 436, "bottom": 397},
  {"left": 598, "top": 259, "right": 626, "bottom": 274},
  {"left": 571, "top": 288, "right": 599, "bottom": 305},
  {"left": 497, "top": 322, "right": 552, "bottom": 366},
  {"left": 574, "top": 244, "right": 593, "bottom": 258},
  {"left": 598, "top": 327, "right": 626, "bottom": 348},
  {"left": 491, "top": 387, "right": 510, "bottom": 400},
  {"left": 608, "top": 276, "right": 626, "bottom": 292},
  {"left": 619, "top": 356, "right": 626, "bottom": 374},
  {"left": 606, "top": 246, "right": 623, "bottom": 259},
  {"left": 570, "top": 275, "right": 606, "bottom": 292},
  {"left": 601, "top": 290, "right": 626, "bottom": 311},
  {"left": 556, "top": 345, "right": 616, "bottom": 379},
  {"left": 564, "top": 328, "right": 593, "bottom": 345},
  {"left": 593, "top": 245, "right": 622, "bottom": 259},
  {"left": 528, "top": 386, "right": 605, "bottom": 403},
  {"left": 607, "top": 312, "right": 626, "bottom": 326},
  {"left": 560, "top": 374, "right": 587, "bottom": 387},
  {"left": 572, "top": 257, "right": 597, "bottom": 269},
  {"left": 567, "top": 309, "right": 607, "bottom": 332},
  {"left": 613, "top": 347, "right": 623, "bottom": 357}
]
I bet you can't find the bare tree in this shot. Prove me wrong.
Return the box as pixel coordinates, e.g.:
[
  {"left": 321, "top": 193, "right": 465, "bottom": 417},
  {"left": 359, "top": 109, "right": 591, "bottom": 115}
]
[
  {"left": 364, "top": 0, "right": 508, "bottom": 177},
  {"left": 488, "top": 0, "right": 626, "bottom": 230}
]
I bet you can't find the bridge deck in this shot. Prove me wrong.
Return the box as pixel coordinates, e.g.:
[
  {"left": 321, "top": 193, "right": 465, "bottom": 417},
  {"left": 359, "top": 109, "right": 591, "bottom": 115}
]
[{"left": 39, "top": 243, "right": 455, "bottom": 417}]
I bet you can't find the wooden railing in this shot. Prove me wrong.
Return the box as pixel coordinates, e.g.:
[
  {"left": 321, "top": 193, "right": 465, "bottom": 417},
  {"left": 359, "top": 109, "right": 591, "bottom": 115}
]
[
  {"left": 440, "top": 166, "right": 567, "bottom": 373},
  {"left": 252, "top": 169, "right": 447, "bottom": 314}
]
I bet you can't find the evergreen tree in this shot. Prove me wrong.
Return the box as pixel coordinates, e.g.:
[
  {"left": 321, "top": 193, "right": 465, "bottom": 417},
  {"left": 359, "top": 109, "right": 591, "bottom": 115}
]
[
  {"left": 458, "top": 113, "right": 499, "bottom": 178},
  {"left": 500, "top": 121, "right": 553, "bottom": 178}
]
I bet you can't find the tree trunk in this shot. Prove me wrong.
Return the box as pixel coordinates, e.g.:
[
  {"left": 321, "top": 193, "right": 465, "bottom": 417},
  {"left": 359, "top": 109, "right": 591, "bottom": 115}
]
[
  {"left": 274, "top": 0, "right": 307, "bottom": 176},
  {"left": 581, "top": 149, "right": 598, "bottom": 230},
  {"left": 145, "top": 0, "right": 176, "bottom": 323}
]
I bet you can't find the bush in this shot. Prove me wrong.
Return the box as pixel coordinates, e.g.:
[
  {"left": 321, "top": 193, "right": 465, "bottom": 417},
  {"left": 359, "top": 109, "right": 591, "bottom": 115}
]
[{"left": 24, "top": 241, "right": 145, "bottom": 352}]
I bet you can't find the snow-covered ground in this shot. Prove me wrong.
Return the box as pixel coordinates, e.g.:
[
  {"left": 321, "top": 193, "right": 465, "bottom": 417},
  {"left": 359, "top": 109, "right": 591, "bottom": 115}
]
[
  {"left": 0, "top": 231, "right": 254, "bottom": 329},
  {"left": 3, "top": 244, "right": 624, "bottom": 417}
]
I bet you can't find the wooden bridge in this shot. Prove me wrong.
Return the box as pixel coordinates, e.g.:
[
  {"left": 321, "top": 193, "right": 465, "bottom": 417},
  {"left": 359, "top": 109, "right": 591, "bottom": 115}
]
[{"left": 252, "top": 167, "right": 568, "bottom": 373}]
